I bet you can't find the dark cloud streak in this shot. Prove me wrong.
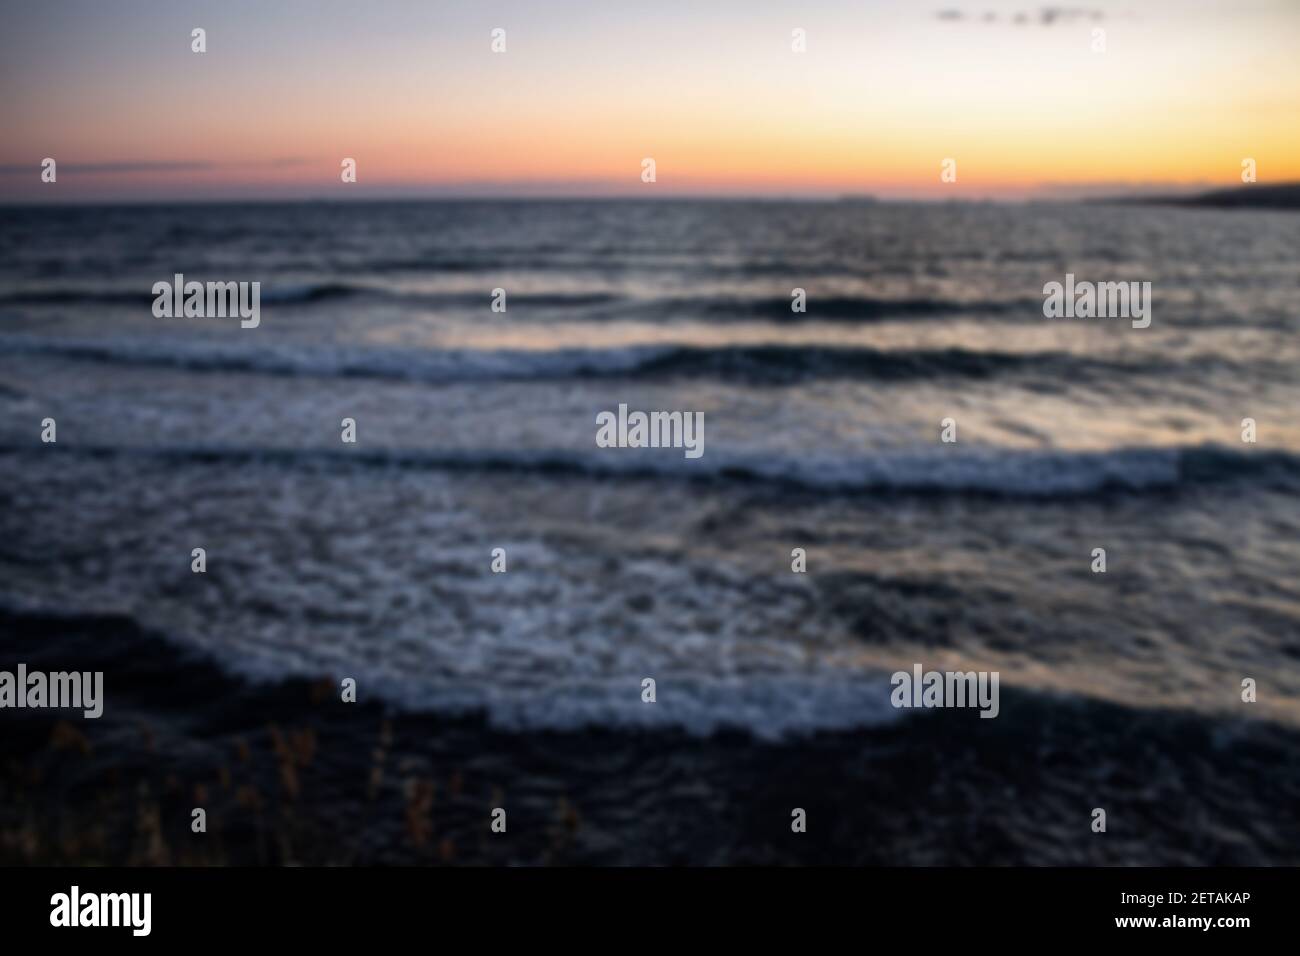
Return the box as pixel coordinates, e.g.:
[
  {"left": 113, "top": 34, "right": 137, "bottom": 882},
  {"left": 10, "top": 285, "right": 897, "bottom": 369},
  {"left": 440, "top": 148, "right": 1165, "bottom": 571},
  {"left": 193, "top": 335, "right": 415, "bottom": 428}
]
[
  {"left": 935, "top": 7, "right": 1106, "bottom": 26},
  {"left": 0, "top": 158, "right": 311, "bottom": 177}
]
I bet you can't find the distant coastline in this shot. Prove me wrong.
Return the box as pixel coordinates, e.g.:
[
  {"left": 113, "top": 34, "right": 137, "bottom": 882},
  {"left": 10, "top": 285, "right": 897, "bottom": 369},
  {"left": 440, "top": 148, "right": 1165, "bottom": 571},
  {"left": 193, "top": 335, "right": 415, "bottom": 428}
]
[{"left": 1092, "top": 182, "right": 1300, "bottom": 210}]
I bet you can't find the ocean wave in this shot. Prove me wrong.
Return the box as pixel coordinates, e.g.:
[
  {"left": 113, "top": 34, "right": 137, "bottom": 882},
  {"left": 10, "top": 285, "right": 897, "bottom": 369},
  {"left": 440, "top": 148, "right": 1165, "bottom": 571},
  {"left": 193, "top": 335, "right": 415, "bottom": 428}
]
[
  {"left": 4, "top": 604, "right": 1292, "bottom": 745},
  {"left": 0, "top": 603, "right": 901, "bottom": 740},
  {"left": 0, "top": 282, "right": 625, "bottom": 310},
  {"left": 0, "top": 334, "right": 1148, "bottom": 385},
  {"left": 0, "top": 286, "right": 361, "bottom": 308},
  {"left": 255, "top": 285, "right": 624, "bottom": 308},
  {"left": 703, "top": 293, "right": 1036, "bottom": 321},
  {"left": 8, "top": 441, "right": 1296, "bottom": 498},
  {"left": 404, "top": 290, "right": 1039, "bottom": 321},
  {"left": 0, "top": 280, "right": 1034, "bottom": 321},
  {"left": 257, "top": 283, "right": 359, "bottom": 303},
  {"left": 0, "top": 289, "right": 149, "bottom": 307}
]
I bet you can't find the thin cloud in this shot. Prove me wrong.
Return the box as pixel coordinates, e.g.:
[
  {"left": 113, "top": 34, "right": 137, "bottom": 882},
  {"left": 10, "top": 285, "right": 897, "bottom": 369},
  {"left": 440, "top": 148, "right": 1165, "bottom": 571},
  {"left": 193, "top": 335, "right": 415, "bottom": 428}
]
[
  {"left": 0, "top": 158, "right": 311, "bottom": 177},
  {"left": 936, "top": 7, "right": 1106, "bottom": 26},
  {"left": 0, "top": 161, "right": 212, "bottom": 176},
  {"left": 1038, "top": 7, "right": 1106, "bottom": 25}
]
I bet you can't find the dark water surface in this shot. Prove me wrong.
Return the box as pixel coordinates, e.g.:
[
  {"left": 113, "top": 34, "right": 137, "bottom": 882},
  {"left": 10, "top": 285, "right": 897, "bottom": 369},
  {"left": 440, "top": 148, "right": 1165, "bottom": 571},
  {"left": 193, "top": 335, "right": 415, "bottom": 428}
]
[{"left": 2, "top": 200, "right": 1297, "bottom": 863}]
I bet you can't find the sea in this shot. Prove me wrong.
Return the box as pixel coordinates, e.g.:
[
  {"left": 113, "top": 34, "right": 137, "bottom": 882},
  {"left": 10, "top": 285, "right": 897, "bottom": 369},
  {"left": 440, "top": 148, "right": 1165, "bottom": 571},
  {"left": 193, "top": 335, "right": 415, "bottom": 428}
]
[{"left": 1, "top": 199, "right": 1297, "bottom": 864}]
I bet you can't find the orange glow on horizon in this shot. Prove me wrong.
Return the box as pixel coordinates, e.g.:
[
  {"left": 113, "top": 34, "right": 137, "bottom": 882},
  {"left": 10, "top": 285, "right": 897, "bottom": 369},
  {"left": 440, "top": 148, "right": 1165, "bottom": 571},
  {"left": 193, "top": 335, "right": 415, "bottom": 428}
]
[{"left": 3, "top": 0, "right": 1298, "bottom": 201}]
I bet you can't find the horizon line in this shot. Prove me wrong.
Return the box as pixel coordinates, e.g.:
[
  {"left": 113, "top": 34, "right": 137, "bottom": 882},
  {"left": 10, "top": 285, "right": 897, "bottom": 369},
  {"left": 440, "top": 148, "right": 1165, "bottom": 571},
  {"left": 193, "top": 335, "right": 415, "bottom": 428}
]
[{"left": 6, "top": 185, "right": 1288, "bottom": 210}]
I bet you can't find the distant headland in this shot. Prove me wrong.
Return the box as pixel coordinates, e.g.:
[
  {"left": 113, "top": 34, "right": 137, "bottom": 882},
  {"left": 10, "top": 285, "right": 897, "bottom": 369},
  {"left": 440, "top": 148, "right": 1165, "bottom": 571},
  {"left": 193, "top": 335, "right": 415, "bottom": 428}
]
[{"left": 1094, "top": 182, "right": 1300, "bottom": 210}]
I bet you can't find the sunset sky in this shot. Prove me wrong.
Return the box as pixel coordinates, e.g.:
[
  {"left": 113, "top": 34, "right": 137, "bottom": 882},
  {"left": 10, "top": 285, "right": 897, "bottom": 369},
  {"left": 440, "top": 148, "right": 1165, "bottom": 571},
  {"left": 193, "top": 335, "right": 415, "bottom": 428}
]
[{"left": 2, "top": 0, "right": 1298, "bottom": 201}]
